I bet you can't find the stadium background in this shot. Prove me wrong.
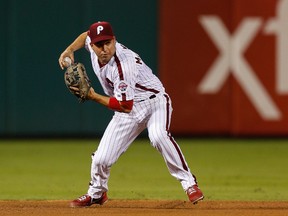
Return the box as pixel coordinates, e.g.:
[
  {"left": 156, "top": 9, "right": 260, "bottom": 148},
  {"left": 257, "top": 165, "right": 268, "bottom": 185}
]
[{"left": 1, "top": 0, "right": 287, "bottom": 138}]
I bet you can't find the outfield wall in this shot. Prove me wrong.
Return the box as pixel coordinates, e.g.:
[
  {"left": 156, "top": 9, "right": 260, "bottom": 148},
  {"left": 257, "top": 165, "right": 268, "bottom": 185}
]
[
  {"left": 159, "top": 0, "right": 288, "bottom": 136},
  {"left": 1, "top": 0, "right": 288, "bottom": 137},
  {"left": 0, "top": 0, "right": 157, "bottom": 137}
]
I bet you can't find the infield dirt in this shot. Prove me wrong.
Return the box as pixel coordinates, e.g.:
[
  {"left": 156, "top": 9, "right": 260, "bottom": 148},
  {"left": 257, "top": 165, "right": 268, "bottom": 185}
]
[{"left": 0, "top": 200, "right": 287, "bottom": 216}]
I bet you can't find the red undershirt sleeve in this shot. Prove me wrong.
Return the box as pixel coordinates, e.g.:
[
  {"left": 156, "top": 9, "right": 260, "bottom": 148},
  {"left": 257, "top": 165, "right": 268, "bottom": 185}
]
[
  {"left": 120, "top": 100, "right": 133, "bottom": 110},
  {"left": 108, "top": 97, "right": 133, "bottom": 111}
]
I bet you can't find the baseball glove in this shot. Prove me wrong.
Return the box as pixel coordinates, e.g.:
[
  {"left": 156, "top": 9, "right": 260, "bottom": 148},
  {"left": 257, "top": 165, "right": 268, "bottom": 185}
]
[{"left": 64, "top": 62, "right": 91, "bottom": 103}]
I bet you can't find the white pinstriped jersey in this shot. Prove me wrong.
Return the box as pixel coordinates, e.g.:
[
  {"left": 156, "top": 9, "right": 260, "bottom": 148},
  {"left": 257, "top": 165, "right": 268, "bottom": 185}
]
[
  {"left": 84, "top": 36, "right": 197, "bottom": 199},
  {"left": 85, "top": 37, "right": 165, "bottom": 102}
]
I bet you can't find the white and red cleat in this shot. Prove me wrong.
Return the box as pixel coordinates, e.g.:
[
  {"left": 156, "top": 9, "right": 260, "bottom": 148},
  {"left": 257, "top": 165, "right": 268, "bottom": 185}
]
[
  {"left": 186, "top": 185, "right": 204, "bottom": 204},
  {"left": 70, "top": 192, "right": 108, "bottom": 207}
]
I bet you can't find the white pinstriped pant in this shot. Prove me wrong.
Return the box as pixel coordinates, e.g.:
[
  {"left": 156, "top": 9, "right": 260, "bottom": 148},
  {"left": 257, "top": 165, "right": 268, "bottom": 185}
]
[{"left": 88, "top": 94, "right": 197, "bottom": 199}]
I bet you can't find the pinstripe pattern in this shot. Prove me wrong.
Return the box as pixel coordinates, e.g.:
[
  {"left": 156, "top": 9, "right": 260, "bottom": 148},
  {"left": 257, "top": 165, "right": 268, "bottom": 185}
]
[
  {"left": 85, "top": 38, "right": 198, "bottom": 199},
  {"left": 164, "top": 94, "right": 189, "bottom": 172}
]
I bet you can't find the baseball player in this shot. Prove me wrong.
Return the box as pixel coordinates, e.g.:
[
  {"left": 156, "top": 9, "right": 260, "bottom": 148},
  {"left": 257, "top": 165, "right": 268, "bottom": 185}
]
[{"left": 58, "top": 21, "right": 204, "bottom": 207}]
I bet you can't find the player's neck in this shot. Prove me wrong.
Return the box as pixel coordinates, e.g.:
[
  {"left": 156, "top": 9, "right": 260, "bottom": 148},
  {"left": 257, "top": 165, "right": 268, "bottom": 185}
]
[{"left": 98, "top": 60, "right": 106, "bottom": 68}]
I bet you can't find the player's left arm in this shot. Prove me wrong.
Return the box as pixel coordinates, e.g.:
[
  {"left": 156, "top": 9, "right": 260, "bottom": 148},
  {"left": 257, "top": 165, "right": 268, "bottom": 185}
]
[{"left": 87, "top": 87, "right": 133, "bottom": 113}]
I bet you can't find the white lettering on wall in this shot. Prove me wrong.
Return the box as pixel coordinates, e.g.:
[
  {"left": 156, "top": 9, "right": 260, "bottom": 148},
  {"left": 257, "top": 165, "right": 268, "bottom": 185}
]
[
  {"left": 264, "top": 0, "right": 288, "bottom": 94},
  {"left": 198, "top": 0, "right": 286, "bottom": 121}
]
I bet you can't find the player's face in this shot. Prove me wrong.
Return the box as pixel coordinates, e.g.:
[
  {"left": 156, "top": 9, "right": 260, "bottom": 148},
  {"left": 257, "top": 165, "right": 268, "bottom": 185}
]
[{"left": 91, "top": 37, "right": 116, "bottom": 65}]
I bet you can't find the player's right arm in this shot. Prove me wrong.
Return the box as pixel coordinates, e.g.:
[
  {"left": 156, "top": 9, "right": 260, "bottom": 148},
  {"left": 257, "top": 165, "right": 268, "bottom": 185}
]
[
  {"left": 87, "top": 87, "right": 133, "bottom": 113},
  {"left": 58, "top": 32, "right": 88, "bottom": 69}
]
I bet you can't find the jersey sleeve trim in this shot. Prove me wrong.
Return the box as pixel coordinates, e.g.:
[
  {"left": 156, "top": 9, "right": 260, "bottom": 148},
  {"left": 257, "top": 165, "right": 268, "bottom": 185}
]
[
  {"left": 114, "top": 53, "right": 128, "bottom": 101},
  {"left": 135, "top": 83, "right": 160, "bottom": 94},
  {"left": 114, "top": 53, "right": 124, "bottom": 80}
]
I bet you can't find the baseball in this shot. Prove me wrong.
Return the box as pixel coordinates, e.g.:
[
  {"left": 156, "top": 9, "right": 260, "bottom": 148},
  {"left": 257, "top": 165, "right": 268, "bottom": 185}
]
[{"left": 64, "top": 57, "right": 72, "bottom": 67}]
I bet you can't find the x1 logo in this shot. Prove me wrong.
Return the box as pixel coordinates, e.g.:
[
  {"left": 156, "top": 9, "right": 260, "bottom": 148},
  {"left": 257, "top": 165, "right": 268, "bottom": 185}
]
[
  {"left": 159, "top": 0, "right": 288, "bottom": 135},
  {"left": 198, "top": 16, "right": 281, "bottom": 120},
  {"left": 197, "top": 0, "right": 288, "bottom": 121}
]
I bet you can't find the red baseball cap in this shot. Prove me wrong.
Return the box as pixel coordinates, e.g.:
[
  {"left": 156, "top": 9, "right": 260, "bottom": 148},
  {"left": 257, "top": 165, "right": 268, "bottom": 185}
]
[{"left": 88, "top": 21, "right": 114, "bottom": 44}]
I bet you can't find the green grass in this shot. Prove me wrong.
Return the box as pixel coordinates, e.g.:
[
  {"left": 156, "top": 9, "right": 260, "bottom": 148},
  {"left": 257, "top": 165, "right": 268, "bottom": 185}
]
[{"left": 0, "top": 138, "right": 287, "bottom": 201}]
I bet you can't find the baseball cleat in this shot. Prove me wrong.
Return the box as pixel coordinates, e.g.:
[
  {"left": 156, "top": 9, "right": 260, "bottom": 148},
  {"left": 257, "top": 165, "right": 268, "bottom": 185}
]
[
  {"left": 186, "top": 185, "right": 204, "bottom": 204},
  {"left": 70, "top": 192, "right": 108, "bottom": 207}
]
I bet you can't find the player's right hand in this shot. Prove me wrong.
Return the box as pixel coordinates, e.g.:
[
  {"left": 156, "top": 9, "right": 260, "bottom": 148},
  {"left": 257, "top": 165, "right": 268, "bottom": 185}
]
[{"left": 58, "top": 49, "right": 75, "bottom": 70}]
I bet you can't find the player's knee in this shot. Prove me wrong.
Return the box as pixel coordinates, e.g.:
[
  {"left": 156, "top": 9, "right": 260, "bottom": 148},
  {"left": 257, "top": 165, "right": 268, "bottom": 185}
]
[{"left": 148, "top": 128, "right": 167, "bottom": 146}]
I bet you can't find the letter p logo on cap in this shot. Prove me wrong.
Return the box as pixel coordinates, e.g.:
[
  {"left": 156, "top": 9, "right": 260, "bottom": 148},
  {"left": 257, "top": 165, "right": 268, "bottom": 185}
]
[{"left": 97, "top": 26, "right": 104, "bottom": 35}]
